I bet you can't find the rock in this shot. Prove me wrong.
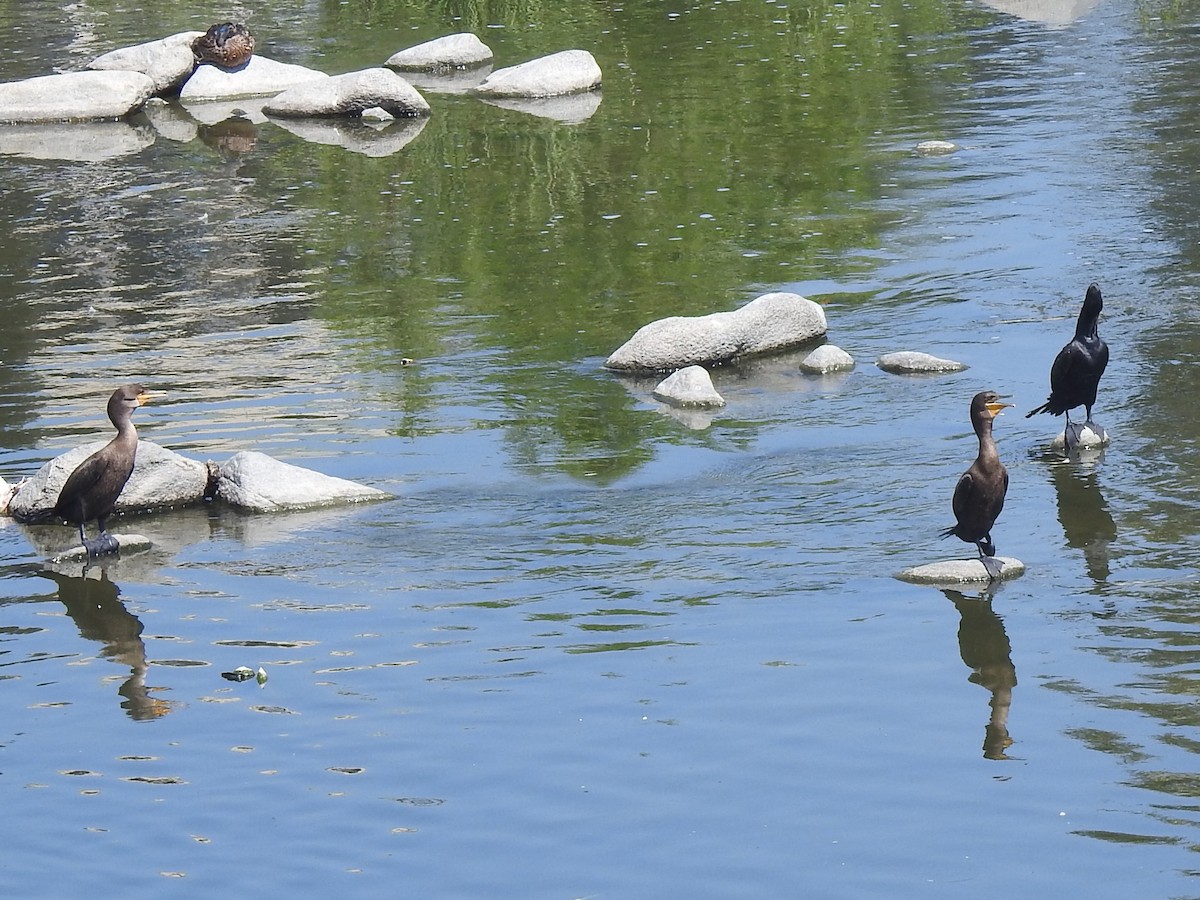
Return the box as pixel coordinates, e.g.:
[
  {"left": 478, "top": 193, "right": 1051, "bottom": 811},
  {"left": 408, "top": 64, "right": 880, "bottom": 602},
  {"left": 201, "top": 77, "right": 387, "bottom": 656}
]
[
  {"left": 386, "top": 33, "right": 494, "bottom": 71},
  {"left": 1050, "top": 422, "right": 1109, "bottom": 451},
  {"left": 88, "top": 31, "right": 203, "bottom": 94},
  {"left": 215, "top": 451, "right": 391, "bottom": 512},
  {"left": 799, "top": 344, "right": 855, "bottom": 373},
  {"left": 179, "top": 55, "right": 327, "bottom": 102},
  {"left": 0, "top": 475, "right": 14, "bottom": 517},
  {"left": 897, "top": 557, "right": 1025, "bottom": 584},
  {"left": 605, "top": 292, "right": 828, "bottom": 373},
  {"left": 876, "top": 351, "right": 968, "bottom": 374},
  {"left": 652, "top": 365, "right": 726, "bottom": 409},
  {"left": 473, "top": 49, "right": 601, "bottom": 98},
  {"left": 0, "top": 70, "right": 156, "bottom": 123},
  {"left": 915, "top": 140, "right": 959, "bottom": 156},
  {"left": 0, "top": 121, "right": 156, "bottom": 161},
  {"left": 264, "top": 68, "right": 430, "bottom": 118},
  {"left": 268, "top": 115, "right": 428, "bottom": 157},
  {"left": 8, "top": 440, "right": 209, "bottom": 521}
]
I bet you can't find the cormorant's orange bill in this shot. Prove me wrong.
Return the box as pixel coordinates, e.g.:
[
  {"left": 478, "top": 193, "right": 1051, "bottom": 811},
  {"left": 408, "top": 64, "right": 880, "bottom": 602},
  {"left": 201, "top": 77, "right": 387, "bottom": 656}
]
[
  {"left": 135, "top": 389, "right": 167, "bottom": 406},
  {"left": 985, "top": 397, "right": 1013, "bottom": 417}
]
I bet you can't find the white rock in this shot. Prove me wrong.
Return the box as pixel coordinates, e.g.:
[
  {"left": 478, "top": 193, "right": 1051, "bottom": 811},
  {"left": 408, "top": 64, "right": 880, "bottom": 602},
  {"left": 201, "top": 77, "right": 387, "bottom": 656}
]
[
  {"left": 88, "top": 31, "right": 203, "bottom": 94},
  {"left": 0, "top": 70, "right": 155, "bottom": 123},
  {"left": 606, "top": 292, "right": 828, "bottom": 373},
  {"left": 876, "top": 351, "right": 968, "bottom": 374},
  {"left": 799, "top": 344, "right": 855, "bottom": 373},
  {"left": 474, "top": 49, "right": 601, "bottom": 98},
  {"left": 51, "top": 533, "right": 153, "bottom": 561},
  {"left": 8, "top": 440, "right": 209, "bottom": 521},
  {"left": 264, "top": 68, "right": 430, "bottom": 118},
  {"left": 0, "top": 476, "right": 14, "bottom": 517},
  {"left": 216, "top": 451, "right": 390, "bottom": 512},
  {"left": 1049, "top": 422, "right": 1109, "bottom": 451},
  {"left": 386, "top": 33, "right": 494, "bottom": 71},
  {"left": 897, "top": 557, "right": 1025, "bottom": 584},
  {"left": 652, "top": 366, "right": 726, "bottom": 409},
  {"left": 180, "top": 55, "right": 327, "bottom": 101}
]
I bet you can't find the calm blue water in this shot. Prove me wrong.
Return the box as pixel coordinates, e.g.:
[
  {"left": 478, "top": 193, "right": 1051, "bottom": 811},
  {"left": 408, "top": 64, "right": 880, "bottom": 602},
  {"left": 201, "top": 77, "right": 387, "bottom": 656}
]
[{"left": 2, "top": 0, "right": 1199, "bottom": 897}]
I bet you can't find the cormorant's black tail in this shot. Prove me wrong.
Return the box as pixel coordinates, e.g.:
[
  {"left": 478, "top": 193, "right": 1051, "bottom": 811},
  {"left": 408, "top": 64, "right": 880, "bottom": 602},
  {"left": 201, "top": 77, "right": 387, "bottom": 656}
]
[
  {"left": 939, "top": 526, "right": 957, "bottom": 540},
  {"left": 1025, "top": 402, "right": 1050, "bottom": 418}
]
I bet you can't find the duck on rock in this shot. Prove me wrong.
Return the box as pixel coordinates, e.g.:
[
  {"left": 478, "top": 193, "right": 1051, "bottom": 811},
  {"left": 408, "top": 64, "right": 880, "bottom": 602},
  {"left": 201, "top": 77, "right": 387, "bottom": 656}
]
[{"left": 192, "top": 22, "right": 256, "bottom": 69}]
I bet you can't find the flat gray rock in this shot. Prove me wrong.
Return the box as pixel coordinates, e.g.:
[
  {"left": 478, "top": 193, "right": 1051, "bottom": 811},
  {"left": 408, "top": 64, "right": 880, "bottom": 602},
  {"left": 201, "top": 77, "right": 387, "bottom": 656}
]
[
  {"left": 264, "top": 68, "right": 430, "bottom": 118},
  {"left": 474, "top": 49, "right": 601, "bottom": 98},
  {"left": 215, "top": 450, "right": 390, "bottom": 512},
  {"left": 799, "top": 344, "right": 855, "bottom": 373},
  {"left": 9, "top": 440, "right": 209, "bottom": 520},
  {"left": 897, "top": 557, "right": 1025, "bottom": 584},
  {"left": 386, "top": 33, "right": 494, "bottom": 71},
  {"left": 88, "top": 31, "right": 203, "bottom": 94},
  {"left": 606, "top": 292, "right": 828, "bottom": 373},
  {"left": 876, "top": 351, "right": 968, "bottom": 374},
  {"left": 180, "top": 55, "right": 327, "bottom": 101},
  {"left": 0, "top": 70, "right": 155, "bottom": 123},
  {"left": 652, "top": 365, "right": 726, "bottom": 408},
  {"left": 51, "top": 533, "right": 153, "bottom": 561}
]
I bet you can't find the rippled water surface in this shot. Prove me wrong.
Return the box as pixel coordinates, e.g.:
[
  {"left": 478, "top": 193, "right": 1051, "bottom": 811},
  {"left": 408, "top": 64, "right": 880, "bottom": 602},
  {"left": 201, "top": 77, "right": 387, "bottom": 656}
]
[{"left": 2, "top": 0, "right": 1199, "bottom": 897}]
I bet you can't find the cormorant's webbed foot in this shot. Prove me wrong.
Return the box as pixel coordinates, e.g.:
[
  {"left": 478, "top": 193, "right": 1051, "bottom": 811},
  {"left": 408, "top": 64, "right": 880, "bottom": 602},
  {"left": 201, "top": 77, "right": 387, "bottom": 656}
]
[
  {"left": 82, "top": 534, "right": 120, "bottom": 557},
  {"left": 976, "top": 544, "right": 1003, "bottom": 581}
]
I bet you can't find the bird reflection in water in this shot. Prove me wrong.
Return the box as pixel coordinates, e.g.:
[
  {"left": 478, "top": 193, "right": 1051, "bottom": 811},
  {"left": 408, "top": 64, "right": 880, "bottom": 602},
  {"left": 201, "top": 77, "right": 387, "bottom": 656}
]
[
  {"left": 42, "top": 567, "right": 174, "bottom": 721},
  {"left": 1045, "top": 452, "right": 1116, "bottom": 586},
  {"left": 944, "top": 589, "right": 1018, "bottom": 760},
  {"left": 198, "top": 117, "right": 258, "bottom": 159}
]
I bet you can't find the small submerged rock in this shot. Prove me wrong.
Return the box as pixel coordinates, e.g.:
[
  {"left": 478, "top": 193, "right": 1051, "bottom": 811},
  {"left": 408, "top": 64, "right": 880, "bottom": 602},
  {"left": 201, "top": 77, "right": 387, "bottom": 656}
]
[
  {"left": 652, "top": 365, "right": 726, "bottom": 409},
  {"left": 798, "top": 344, "right": 855, "bottom": 374},
  {"left": 915, "top": 140, "right": 960, "bottom": 156},
  {"left": 897, "top": 557, "right": 1025, "bottom": 584},
  {"left": 876, "top": 351, "right": 968, "bottom": 374}
]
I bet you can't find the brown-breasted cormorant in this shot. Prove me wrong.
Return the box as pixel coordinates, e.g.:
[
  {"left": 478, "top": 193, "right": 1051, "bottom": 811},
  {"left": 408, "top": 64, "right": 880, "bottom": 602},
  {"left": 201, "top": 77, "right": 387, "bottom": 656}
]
[
  {"left": 942, "top": 391, "right": 1013, "bottom": 580},
  {"left": 1025, "top": 282, "right": 1109, "bottom": 450},
  {"left": 192, "top": 23, "right": 255, "bottom": 69},
  {"left": 50, "top": 384, "right": 163, "bottom": 557}
]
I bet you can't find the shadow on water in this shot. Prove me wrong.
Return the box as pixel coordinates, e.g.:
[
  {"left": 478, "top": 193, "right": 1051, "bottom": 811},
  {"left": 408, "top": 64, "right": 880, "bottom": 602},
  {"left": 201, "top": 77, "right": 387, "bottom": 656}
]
[
  {"left": 39, "top": 566, "right": 173, "bottom": 722},
  {"left": 943, "top": 588, "right": 1018, "bottom": 761}
]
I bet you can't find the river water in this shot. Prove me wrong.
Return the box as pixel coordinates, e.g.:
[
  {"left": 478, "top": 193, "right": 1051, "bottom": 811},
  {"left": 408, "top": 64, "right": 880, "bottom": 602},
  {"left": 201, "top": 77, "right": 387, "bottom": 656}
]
[{"left": 1, "top": 0, "right": 1199, "bottom": 897}]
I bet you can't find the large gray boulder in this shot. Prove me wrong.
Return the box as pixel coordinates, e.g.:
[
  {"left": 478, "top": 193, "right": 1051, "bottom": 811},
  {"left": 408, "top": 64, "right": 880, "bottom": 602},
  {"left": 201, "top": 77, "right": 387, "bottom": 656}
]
[
  {"left": 215, "top": 451, "right": 390, "bottom": 512},
  {"left": 386, "top": 33, "right": 493, "bottom": 71},
  {"left": 179, "top": 55, "right": 327, "bottom": 101},
  {"left": 0, "top": 70, "right": 155, "bottom": 123},
  {"left": 606, "top": 292, "right": 828, "bottom": 373},
  {"left": 8, "top": 440, "right": 209, "bottom": 521},
  {"left": 88, "top": 31, "right": 203, "bottom": 94},
  {"left": 474, "top": 49, "right": 601, "bottom": 98},
  {"left": 264, "top": 68, "right": 430, "bottom": 118}
]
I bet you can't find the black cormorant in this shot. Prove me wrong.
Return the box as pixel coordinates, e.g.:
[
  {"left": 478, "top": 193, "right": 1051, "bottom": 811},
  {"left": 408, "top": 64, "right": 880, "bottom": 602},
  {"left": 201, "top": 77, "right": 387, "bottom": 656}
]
[
  {"left": 942, "top": 390, "right": 1013, "bottom": 580},
  {"left": 1025, "top": 282, "right": 1109, "bottom": 450},
  {"left": 50, "top": 384, "right": 163, "bottom": 557}
]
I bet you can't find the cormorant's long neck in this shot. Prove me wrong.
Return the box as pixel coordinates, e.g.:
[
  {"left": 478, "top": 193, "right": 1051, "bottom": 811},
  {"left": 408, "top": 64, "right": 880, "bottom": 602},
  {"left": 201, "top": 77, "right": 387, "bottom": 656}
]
[
  {"left": 1075, "top": 307, "right": 1100, "bottom": 341},
  {"left": 975, "top": 416, "right": 999, "bottom": 464},
  {"left": 110, "top": 411, "right": 138, "bottom": 447}
]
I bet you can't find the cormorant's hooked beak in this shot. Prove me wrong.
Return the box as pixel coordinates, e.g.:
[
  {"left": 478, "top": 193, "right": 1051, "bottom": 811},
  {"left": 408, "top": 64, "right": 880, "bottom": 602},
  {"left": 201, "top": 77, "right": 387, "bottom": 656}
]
[
  {"left": 986, "top": 396, "right": 1014, "bottom": 417},
  {"left": 135, "top": 390, "right": 168, "bottom": 407}
]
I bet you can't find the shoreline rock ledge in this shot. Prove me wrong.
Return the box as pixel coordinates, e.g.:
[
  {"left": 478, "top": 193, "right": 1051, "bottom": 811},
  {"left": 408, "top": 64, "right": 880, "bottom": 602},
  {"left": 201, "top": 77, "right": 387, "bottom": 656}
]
[{"left": 605, "top": 292, "right": 827, "bottom": 374}]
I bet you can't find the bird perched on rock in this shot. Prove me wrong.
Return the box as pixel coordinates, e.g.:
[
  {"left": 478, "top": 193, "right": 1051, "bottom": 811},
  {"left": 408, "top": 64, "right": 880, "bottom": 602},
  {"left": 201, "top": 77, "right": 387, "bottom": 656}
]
[
  {"left": 48, "top": 384, "right": 164, "bottom": 557},
  {"left": 942, "top": 391, "right": 1013, "bottom": 580},
  {"left": 192, "top": 22, "right": 256, "bottom": 69},
  {"left": 1026, "top": 283, "right": 1109, "bottom": 451}
]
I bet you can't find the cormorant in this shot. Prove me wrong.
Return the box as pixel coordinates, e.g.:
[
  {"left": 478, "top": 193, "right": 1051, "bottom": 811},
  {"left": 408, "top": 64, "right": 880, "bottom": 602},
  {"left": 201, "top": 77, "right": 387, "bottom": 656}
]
[
  {"left": 1025, "top": 282, "right": 1109, "bottom": 450},
  {"left": 50, "top": 384, "right": 163, "bottom": 557},
  {"left": 942, "top": 391, "right": 1013, "bottom": 580},
  {"left": 192, "top": 22, "right": 255, "bottom": 69}
]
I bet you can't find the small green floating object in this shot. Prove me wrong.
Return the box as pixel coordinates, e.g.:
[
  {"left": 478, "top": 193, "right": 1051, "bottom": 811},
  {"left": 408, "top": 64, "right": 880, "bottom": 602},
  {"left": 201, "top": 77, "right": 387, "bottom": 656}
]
[{"left": 256, "top": 666, "right": 268, "bottom": 686}]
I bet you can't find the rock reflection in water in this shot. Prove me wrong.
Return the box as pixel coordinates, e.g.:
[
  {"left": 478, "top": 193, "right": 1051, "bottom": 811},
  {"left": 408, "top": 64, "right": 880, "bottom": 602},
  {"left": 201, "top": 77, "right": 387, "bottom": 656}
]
[
  {"left": 42, "top": 567, "right": 173, "bottom": 722},
  {"left": 944, "top": 589, "right": 1018, "bottom": 761}
]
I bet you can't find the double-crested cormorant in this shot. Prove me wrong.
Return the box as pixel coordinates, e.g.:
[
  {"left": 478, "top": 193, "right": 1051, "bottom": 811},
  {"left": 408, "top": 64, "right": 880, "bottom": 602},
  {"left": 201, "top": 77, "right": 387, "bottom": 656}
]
[
  {"left": 50, "top": 384, "right": 163, "bottom": 557},
  {"left": 192, "top": 22, "right": 255, "bottom": 69},
  {"left": 942, "top": 391, "right": 1013, "bottom": 580},
  {"left": 1025, "top": 282, "right": 1109, "bottom": 450}
]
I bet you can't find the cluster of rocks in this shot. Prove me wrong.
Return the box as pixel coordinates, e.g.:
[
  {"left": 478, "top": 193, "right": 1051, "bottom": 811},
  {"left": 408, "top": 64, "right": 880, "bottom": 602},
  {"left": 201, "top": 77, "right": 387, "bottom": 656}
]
[
  {"left": 0, "top": 28, "right": 602, "bottom": 158},
  {"left": 2, "top": 441, "right": 388, "bottom": 524},
  {"left": 604, "top": 291, "right": 970, "bottom": 410}
]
